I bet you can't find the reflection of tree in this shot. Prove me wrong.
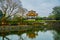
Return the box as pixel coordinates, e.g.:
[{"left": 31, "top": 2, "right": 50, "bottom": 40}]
[
  {"left": 26, "top": 31, "right": 38, "bottom": 39},
  {"left": 17, "top": 31, "right": 25, "bottom": 40},
  {"left": 1, "top": 34, "right": 10, "bottom": 40},
  {"left": 54, "top": 34, "right": 60, "bottom": 40},
  {"left": 18, "top": 35, "right": 24, "bottom": 40},
  {"left": 52, "top": 31, "right": 60, "bottom": 40},
  {"left": 0, "top": 27, "right": 40, "bottom": 40}
]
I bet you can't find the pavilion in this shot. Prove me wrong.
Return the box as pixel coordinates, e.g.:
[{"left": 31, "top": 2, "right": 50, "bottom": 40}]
[{"left": 26, "top": 10, "right": 38, "bottom": 21}]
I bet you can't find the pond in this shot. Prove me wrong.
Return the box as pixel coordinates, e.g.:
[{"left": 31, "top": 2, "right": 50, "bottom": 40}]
[{"left": 0, "top": 26, "right": 60, "bottom": 40}]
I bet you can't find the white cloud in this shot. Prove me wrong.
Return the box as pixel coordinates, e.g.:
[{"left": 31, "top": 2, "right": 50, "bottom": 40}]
[{"left": 21, "top": 0, "right": 60, "bottom": 17}]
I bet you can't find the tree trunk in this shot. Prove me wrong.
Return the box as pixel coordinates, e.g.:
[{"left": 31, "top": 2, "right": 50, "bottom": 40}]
[{"left": 1, "top": 11, "right": 6, "bottom": 25}]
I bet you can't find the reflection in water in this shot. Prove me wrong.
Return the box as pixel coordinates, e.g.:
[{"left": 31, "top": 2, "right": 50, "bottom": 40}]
[
  {"left": 26, "top": 31, "right": 38, "bottom": 38},
  {"left": 54, "top": 33, "right": 60, "bottom": 40},
  {"left": 52, "top": 31, "right": 60, "bottom": 40},
  {"left": 6, "top": 35, "right": 20, "bottom": 40},
  {"left": 0, "top": 30, "right": 60, "bottom": 40},
  {"left": 0, "top": 26, "right": 60, "bottom": 40},
  {"left": 0, "top": 33, "right": 10, "bottom": 40}
]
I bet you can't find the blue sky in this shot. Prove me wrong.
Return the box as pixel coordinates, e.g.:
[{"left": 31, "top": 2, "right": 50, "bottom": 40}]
[{"left": 20, "top": 0, "right": 60, "bottom": 17}]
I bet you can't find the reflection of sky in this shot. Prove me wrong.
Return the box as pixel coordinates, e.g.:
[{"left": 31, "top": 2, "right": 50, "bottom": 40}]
[
  {"left": 20, "top": 0, "right": 60, "bottom": 17},
  {"left": 21, "top": 31, "right": 54, "bottom": 40},
  {"left": 35, "top": 31, "right": 54, "bottom": 40},
  {"left": 0, "top": 30, "right": 55, "bottom": 40}
]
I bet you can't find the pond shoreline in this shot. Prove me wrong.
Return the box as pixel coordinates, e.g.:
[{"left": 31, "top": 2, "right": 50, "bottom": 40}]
[{"left": 0, "top": 20, "right": 60, "bottom": 33}]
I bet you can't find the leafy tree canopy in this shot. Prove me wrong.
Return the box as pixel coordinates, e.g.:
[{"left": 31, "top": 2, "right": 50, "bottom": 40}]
[{"left": 51, "top": 6, "right": 60, "bottom": 20}]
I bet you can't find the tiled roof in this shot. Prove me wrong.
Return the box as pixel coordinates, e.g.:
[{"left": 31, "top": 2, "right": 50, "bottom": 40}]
[{"left": 26, "top": 10, "right": 38, "bottom": 16}]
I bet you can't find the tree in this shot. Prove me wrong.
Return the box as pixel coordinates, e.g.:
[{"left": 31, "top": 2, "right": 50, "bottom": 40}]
[
  {"left": 19, "top": 7, "right": 28, "bottom": 17},
  {"left": 0, "top": 0, "right": 27, "bottom": 24},
  {"left": 36, "top": 16, "right": 43, "bottom": 20},
  {"left": 48, "top": 13, "right": 55, "bottom": 20},
  {"left": 0, "top": 10, "right": 3, "bottom": 19},
  {"left": 0, "top": 0, "right": 27, "bottom": 20},
  {"left": 0, "top": 0, "right": 25, "bottom": 24},
  {"left": 52, "top": 6, "right": 60, "bottom": 20}
]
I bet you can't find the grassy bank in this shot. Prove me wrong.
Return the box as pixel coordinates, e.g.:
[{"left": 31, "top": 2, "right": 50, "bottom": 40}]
[{"left": 0, "top": 20, "right": 60, "bottom": 26}]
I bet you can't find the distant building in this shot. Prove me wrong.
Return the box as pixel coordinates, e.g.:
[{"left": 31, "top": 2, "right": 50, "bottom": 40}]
[{"left": 26, "top": 10, "right": 38, "bottom": 21}]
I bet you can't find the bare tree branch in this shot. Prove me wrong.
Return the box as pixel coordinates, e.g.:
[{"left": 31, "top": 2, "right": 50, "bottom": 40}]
[{"left": 0, "top": 0, "right": 27, "bottom": 20}]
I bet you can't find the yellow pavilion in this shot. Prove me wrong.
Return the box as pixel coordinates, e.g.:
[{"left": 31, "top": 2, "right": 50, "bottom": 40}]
[{"left": 26, "top": 10, "right": 38, "bottom": 20}]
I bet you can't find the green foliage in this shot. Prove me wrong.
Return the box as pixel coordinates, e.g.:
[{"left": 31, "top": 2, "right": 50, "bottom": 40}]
[
  {"left": 52, "top": 6, "right": 60, "bottom": 20},
  {"left": 8, "top": 21, "right": 18, "bottom": 25},
  {"left": 48, "top": 14, "right": 55, "bottom": 20},
  {"left": 36, "top": 16, "right": 43, "bottom": 20},
  {"left": 36, "top": 20, "right": 45, "bottom": 22}
]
